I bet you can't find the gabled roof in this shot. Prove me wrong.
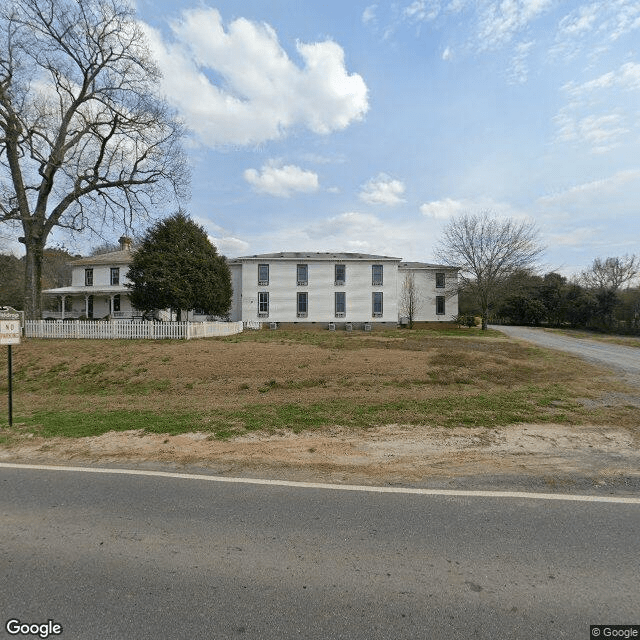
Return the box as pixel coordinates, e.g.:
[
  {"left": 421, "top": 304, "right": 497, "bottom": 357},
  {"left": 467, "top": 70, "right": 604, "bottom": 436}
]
[
  {"left": 71, "top": 248, "right": 134, "bottom": 266},
  {"left": 230, "top": 251, "right": 402, "bottom": 262}
]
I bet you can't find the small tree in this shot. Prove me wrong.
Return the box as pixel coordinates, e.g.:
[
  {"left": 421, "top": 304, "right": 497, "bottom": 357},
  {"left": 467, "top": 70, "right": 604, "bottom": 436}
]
[
  {"left": 399, "top": 272, "right": 421, "bottom": 328},
  {"left": 127, "top": 211, "right": 232, "bottom": 320},
  {"left": 582, "top": 255, "right": 638, "bottom": 292},
  {"left": 436, "top": 211, "right": 543, "bottom": 330}
]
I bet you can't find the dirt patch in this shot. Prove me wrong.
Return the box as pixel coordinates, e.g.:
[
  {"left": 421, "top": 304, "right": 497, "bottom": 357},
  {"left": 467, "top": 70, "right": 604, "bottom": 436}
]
[
  {"left": 4, "top": 331, "right": 640, "bottom": 488},
  {"left": 3, "top": 423, "right": 639, "bottom": 487}
]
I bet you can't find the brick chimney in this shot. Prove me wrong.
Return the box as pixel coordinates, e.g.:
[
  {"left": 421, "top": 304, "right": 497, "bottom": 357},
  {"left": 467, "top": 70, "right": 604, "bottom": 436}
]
[{"left": 118, "top": 236, "right": 132, "bottom": 251}]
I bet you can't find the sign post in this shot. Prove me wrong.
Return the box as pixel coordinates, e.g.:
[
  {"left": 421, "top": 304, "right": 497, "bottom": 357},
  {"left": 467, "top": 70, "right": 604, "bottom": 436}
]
[{"left": 0, "top": 307, "right": 21, "bottom": 427}]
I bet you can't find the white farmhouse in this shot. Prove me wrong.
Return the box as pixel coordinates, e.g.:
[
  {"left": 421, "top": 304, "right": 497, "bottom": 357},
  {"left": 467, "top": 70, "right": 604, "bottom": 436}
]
[
  {"left": 42, "top": 236, "right": 136, "bottom": 319},
  {"left": 42, "top": 246, "right": 458, "bottom": 326},
  {"left": 228, "top": 252, "right": 458, "bottom": 327}
]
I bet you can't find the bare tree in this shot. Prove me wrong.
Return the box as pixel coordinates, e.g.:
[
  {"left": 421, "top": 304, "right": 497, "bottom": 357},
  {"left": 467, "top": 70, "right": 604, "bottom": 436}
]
[
  {"left": 581, "top": 255, "right": 638, "bottom": 292},
  {"left": 399, "top": 271, "right": 421, "bottom": 328},
  {"left": 436, "top": 211, "right": 543, "bottom": 330},
  {"left": 0, "top": 0, "right": 189, "bottom": 318}
]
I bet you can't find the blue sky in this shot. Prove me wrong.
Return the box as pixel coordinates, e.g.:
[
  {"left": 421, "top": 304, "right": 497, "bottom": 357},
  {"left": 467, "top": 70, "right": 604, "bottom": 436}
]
[{"left": 17, "top": 1, "right": 640, "bottom": 275}]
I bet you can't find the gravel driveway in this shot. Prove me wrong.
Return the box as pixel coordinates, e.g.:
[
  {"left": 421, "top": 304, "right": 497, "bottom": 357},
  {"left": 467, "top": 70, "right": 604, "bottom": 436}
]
[{"left": 491, "top": 325, "right": 640, "bottom": 385}]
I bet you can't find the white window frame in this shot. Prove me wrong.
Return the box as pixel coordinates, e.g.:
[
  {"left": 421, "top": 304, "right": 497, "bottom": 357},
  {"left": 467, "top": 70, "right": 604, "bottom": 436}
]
[
  {"left": 335, "top": 264, "right": 346, "bottom": 286},
  {"left": 110, "top": 267, "right": 120, "bottom": 285},
  {"left": 297, "top": 292, "right": 308, "bottom": 318},
  {"left": 85, "top": 268, "right": 93, "bottom": 286},
  {"left": 372, "top": 264, "right": 383, "bottom": 286},
  {"left": 372, "top": 292, "right": 383, "bottom": 317},
  {"left": 258, "top": 292, "right": 269, "bottom": 317},
  {"left": 436, "top": 295, "right": 445, "bottom": 315},
  {"left": 335, "top": 291, "right": 346, "bottom": 317},
  {"left": 258, "top": 264, "right": 269, "bottom": 286},
  {"left": 297, "top": 264, "right": 308, "bottom": 286},
  {"left": 435, "top": 272, "right": 445, "bottom": 288}
]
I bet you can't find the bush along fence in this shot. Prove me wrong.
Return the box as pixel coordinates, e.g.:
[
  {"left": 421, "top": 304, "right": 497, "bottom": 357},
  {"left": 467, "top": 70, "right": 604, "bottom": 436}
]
[{"left": 24, "top": 320, "right": 245, "bottom": 340}]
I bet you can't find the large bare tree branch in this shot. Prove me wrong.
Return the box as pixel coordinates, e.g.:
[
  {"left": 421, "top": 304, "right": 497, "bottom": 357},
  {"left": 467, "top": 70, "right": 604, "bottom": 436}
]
[
  {"left": 0, "top": 0, "right": 189, "bottom": 318},
  {"left": 436, "top": 211, "right": 544, "bottom": 329}
]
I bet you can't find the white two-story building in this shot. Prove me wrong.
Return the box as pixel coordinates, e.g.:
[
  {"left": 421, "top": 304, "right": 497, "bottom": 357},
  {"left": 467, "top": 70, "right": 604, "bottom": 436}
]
[
  {"left": 43, "top": 236, "right": 136, "bottom": 319},
  {"left": 42, "top": 247, "right": 458, "bottom": 325},
  {"left": 228, "top": 252, "right": 458, "bottom": 327}
]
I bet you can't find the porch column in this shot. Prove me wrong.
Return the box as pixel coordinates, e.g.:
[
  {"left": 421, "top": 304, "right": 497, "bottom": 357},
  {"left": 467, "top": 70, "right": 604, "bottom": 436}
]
[
  {"left": 60, "top": 295, "right": 66, "bottom": 320},
  {"left": 109, "top": 295, "right": 114, "bottom": 316},
  {"left": 84, "top": 295, "right": 89, "bottom": 318}
]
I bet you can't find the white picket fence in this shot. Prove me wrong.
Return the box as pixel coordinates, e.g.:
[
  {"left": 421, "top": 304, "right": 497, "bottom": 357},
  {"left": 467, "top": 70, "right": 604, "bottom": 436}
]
[{"left": 25, "top": 320, "right": 244, "bottom": 340}]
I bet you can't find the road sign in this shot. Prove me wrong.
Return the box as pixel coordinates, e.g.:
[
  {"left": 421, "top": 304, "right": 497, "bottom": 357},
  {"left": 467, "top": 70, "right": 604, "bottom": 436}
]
[{"left": 0, "top": 308, "right": 21, "bottom": 345}]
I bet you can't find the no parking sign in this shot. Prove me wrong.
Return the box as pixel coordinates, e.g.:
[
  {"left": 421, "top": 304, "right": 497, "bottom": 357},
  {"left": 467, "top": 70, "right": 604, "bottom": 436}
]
[
  {"left": 1, "top": 307, "right": 21, "bottom": 426},
  {"left": 0, "top": 307, "right": 21, "bottom": 345}
]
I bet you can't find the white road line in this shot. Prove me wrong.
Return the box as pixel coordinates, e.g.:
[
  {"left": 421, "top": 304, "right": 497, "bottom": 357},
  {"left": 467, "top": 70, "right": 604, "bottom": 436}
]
[{"left": 1, "top": 462, "right": 639, "bottom": 504}]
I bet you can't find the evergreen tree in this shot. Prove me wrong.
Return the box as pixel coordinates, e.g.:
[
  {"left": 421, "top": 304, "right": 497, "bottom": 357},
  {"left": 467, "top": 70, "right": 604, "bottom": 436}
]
[{"left": 127, "top": 212, "right": 232, "bottom": 320}]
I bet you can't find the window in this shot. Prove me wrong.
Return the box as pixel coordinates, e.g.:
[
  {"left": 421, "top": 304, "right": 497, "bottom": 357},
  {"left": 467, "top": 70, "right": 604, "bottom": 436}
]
[
  {"left": 372, "top": 292, "right": 383, "bottom": 317},
  {"left": 297, "top": 264, "right": 308, "bottom": 286},
  {"left": 372, "top": 264, "right": 383, "bottom": 286},
  {"left": 113, "top": 295, "right": 121, "bottom": 312},
  {"left": 436, "top": 272, "right": 445, "bottom": 288},
  {"left": 258, "top": 292, "right": 269, "bottom": 317},
  {"left": 258, "top": 264, "right": 269, "bottom": 286},
  {"left": 436, "top": 296, "right": 445, "bottom": 315},
  {"left": 335, "top": 264, "right": 346, "bottom": 285},
  {"left": 335, "top": 292, "right": 346, "bottom": 317},
  {"left": 297, "top": 292, "right": 308, "bottom": 318},
  {"left": 110, "top": 267, "right": 120, "bottom": 285},
  {"left": 85, "top": 268, "right": 93, "bottom": 286}
]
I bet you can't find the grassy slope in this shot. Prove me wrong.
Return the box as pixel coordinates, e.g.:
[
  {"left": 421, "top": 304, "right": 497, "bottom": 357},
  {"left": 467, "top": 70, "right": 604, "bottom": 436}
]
[{"left": 1, "top": 325, "right": 636, "bottom": 441}]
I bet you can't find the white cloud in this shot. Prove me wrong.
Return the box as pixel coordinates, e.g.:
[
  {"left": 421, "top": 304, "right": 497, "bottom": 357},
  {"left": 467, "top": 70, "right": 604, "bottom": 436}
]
[
  {"left": 477, "top": 0, "right": 553, "bottom": 50},
  {"left": 507, "top": 40, "right": 534, "bottom": 84},
  {"left": 403, "top": 0, "right": 441, "bottom": 22},
  {"left": 419, "top": 196, "right": 529, "bottom": 222},
  {"left": 553, "top": 1, "right": 640, "bottom": 59},
  {"left": 209, "top": 235, "right": 250, "bottom": 256},
  {"left": 362, "top": 4, "right": 377, "bottom": 25},
  {"left": 564, "top": 61, "right": 640, "bottom": 96},
  {"left": 359, "top": 173, "right": 406, "bottom": 205},
  {"left": 554, "top": 61, "right": 640, "bottom": 153},
  {"left": 419, "top": 197, "right": 465, "bottom": 219},
  {"left": 244, "top": 162, "right": 319, "bottom": 197},
  {"left": 538, "top": 169, "right": 640, "bottom": 206},
  {"left": 142, "top": 9, "right": 368, "bottom": 147},
  {"left": 442, "top": 46, "right": 452, "bottom": 60},
  {"left": 562, "top": 113, "right": 628, "bottom": 154}
]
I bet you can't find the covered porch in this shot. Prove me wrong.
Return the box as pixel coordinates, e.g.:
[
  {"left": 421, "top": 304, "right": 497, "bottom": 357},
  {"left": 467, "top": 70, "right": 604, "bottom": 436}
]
[{"left": 42, "top": 286, "right": 135, "bottom": 320}]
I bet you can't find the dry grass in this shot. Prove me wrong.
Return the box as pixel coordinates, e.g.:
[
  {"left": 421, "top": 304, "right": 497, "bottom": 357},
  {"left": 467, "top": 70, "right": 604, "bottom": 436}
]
[{"left": 2, "top": 325, "right": 637, "bottom": 440}]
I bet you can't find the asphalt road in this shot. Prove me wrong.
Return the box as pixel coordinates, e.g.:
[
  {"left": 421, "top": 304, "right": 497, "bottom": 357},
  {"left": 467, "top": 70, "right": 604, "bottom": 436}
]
[
  {"left": 491, "top": 325, "right": 640, "bottom": 379},
  {"left": 1, "top": 465, "right": 639, "bottom": 639}
]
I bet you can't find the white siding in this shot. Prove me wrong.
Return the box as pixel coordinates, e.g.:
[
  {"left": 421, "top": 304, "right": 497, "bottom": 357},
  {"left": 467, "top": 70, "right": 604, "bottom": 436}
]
[
  {"left": 398, "top": 267, "right": 458, "bottom": 321},
  {"left": 229, "top": 263, "right": 243, "bottom": 322},
  {"left": 71, "top": 262, "right": 131, "bottom": 288},
  {"left": 240, "top": 259, "right": 399, "bottom": 323}
]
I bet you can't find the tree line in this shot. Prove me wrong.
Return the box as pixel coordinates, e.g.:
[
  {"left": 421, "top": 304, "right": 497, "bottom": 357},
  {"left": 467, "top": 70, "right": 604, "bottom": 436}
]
[{"left": 456, "top": 258, "right": 640, "bottom": 334}]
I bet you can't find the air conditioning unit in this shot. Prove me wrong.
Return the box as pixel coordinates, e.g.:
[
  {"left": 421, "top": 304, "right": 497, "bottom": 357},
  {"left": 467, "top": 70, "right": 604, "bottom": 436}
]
[
  {"left": 270, "top": 322, "right": 278, "bottom": 330},
  {"left": 345, "top": 323, "right": 353, "bottom": 331},
  {"left": 328, "top": 322, "right": 336, "bottom": 331}
]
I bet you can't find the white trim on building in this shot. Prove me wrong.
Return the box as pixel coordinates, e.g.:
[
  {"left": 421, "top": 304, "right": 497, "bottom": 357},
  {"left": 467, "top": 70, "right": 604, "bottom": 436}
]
[{"left": 42, "top": 248, "right": 459, "bottom": 325}]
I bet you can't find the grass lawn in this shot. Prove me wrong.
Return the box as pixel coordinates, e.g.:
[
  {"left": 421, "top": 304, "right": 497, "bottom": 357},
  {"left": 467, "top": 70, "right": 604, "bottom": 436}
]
[{"left": 0, "top": 324, "right": 637, "bottom": 442}]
